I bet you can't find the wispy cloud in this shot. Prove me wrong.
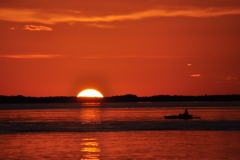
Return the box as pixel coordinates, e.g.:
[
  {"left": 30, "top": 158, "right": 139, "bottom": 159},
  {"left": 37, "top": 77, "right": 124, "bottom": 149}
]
[
  {"left": 215, "top": 81, "right": 240, "bottom": 84},
  {"left": 225, "top": 76, "right": 238, "bottom": 80},
  {"left": 1, "top": 54, "right": 222, "bottom": 60},
  {"left": 1, "top": 54, "right": 61, "bottom": 59},
  {"left": 24, "top": 25, "right": 53, "bottom": 31},
  {"left": 214, "top": 75, "right": 239, "bottom": 84},
  {"left": 191, "top": 74, "right": 201, "bottom": 77},
  {"left": 68, "top": 10, "right": 82, "bottom": 14},
  {"left": 0, "top": 7, "right": 240, "bottom": 24},
  {"left": 86, "top": 23, "right": 114, "bottom": 29}
]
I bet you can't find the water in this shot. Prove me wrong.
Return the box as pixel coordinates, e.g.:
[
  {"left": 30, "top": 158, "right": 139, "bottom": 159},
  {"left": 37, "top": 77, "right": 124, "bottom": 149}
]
[{"left": 0, "top": 102, "right": 240, "bottom": 159}]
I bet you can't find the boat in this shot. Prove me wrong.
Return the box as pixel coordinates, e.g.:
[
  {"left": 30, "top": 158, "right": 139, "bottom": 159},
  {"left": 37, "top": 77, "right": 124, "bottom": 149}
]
[
  {"left": 164, "top": 114, "right": 201, "bottom": 119},
  {"left": 164, "top": 109, "right": 201, "bottom": 119}
]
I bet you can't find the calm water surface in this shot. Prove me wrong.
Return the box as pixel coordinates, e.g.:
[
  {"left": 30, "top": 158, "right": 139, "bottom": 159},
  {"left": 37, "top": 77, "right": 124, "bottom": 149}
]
[{"left": 0, "top": 102, "right": 240, "bottom": 159}]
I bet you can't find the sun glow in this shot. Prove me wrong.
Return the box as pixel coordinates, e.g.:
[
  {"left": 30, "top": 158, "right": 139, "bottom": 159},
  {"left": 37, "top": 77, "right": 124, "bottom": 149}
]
[{"left": 77, "top": 89, "right": 104, "bottom": 98}]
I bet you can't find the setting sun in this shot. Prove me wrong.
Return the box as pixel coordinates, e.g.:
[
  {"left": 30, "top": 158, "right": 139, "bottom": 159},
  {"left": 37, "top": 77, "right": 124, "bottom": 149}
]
[{"left": 77, "top": 89, "right": 104, "bottom": 98}]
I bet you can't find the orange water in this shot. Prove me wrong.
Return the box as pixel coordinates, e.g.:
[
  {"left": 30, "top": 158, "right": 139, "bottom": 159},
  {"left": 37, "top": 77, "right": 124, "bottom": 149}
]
[
  {"left": 1, "top": 131, "right": 240, "bottom": 159},
  {"left": 0, "top": 103, "right": 240, "bottom": 159}
]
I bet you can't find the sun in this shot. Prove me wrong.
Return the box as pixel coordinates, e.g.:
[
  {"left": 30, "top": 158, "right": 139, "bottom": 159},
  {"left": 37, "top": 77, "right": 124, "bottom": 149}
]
[{"left": 77, "top": 89, "right": 104, "bottom": 98}]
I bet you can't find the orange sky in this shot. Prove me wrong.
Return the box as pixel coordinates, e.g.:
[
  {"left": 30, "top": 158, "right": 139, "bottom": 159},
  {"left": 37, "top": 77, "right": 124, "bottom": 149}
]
[{"left": 0, "top": 0, "right": 240, "bottom": 97}]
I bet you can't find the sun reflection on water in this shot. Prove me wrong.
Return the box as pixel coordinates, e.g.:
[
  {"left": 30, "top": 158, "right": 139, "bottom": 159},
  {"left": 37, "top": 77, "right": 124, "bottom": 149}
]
[
  {"left": 81, "top": 138, "right": 100, "bottom": 160},
  {"left": 79, "top": 108, "right": 101, "bottom": 124},
  {"left": 80, "top": 108, "right": 101, "bottom": 159}
]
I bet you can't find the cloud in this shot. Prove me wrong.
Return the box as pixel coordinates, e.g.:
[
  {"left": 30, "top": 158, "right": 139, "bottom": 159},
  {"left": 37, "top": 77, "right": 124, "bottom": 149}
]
[
  {"left": 191, "top": 74, "right": 201, "bottom": 77},
  {"left": 0, "top": 54, "right": 204, "bottom": 60},
  {"left": 225, "top": 76, "right": 238, "bottom": 80},
  {"left": 0, "top": 7, "right": 240, "bottom": 24},
  {"left": 68, "top": 10, "right": 82, "bottom": 14},
  {"left": 214, "top": 75, "right": 239, "bottom": 84},
  {"left": 86, "top": 23, "right": 114, "bottom": 29},
  {"left": 24, "top": 25, "right": 53, "bottom": 31},
  {"left": 1, "top": 54, "right": 61, "bottom": 59}
]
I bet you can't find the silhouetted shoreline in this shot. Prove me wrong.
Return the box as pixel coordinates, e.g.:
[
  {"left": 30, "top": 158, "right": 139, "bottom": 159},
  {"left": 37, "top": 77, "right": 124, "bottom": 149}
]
[{"left": 0, "top": 94, "right": 239, "bottom": 104}]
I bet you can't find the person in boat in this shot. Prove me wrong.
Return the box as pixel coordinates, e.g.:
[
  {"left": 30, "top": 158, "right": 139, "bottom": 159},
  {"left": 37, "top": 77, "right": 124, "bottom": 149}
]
[
  {"left": 179, "top": 109, "right": 189, "bottom": 116},
  {"left": 183, "top": 109, "right": 189, "bottom": 116}
]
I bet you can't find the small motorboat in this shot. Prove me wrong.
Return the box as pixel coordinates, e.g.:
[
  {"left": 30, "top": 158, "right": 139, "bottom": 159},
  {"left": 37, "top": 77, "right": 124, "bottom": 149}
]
[{"left": 164, "top": 114, "right": 201, "bottom": 119}]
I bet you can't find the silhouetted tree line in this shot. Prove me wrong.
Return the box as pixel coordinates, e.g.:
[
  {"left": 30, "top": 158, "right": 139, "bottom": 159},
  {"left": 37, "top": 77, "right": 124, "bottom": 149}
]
[{"left": 0, "top": 94, "right": 239, "bottom": 104}]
